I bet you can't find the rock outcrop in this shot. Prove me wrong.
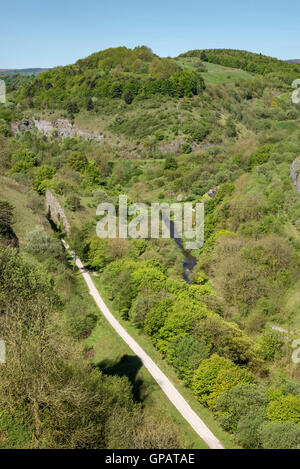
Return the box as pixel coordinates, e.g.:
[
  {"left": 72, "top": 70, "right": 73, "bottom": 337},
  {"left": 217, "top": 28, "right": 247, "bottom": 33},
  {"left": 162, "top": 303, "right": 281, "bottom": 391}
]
[{"left": 45, "top": 189, "right": 70, "bottom": 235}]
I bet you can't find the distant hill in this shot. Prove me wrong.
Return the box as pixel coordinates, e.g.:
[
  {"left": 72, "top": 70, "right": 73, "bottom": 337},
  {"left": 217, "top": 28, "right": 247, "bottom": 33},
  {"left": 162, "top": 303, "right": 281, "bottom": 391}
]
[
  {"left": 0, "top": 68, "right": 48, "bottom": 76},
  {"left": 180, "top": 49, "right": 300, "bottom": 83},
  {"left": 286, "top": 59, "right": 300, "bottom": 63}
]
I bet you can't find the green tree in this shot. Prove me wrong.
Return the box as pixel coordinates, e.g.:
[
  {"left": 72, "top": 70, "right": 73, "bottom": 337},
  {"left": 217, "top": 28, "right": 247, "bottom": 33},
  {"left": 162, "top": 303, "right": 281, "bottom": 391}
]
[
  {"left": 215, "top": 383, "right": 269, "bottom": 433},
  {"left": 164, "top": 156, "right": 178, "bottom": 170},
  {"left": 259, "top": 422, "right": 300, "bottom": 449},
  {"left": 267, "top": 395, "right": 300, "bottom": 424},
  {"left": 192, "top": 354, "right": 235, "bottom": 405}
]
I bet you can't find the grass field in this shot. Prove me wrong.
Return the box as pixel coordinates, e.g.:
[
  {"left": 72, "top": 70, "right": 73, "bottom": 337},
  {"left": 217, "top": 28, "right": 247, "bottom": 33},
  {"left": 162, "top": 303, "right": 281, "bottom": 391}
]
[{"left": 0, "top": 176, "right": 48, "bottom": 246}]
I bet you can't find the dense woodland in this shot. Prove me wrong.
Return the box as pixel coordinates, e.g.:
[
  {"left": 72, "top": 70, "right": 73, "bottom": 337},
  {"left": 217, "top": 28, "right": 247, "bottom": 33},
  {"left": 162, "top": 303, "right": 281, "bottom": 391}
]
[{"left": 0, "top": 46, "right": 300, "bottom": 449}]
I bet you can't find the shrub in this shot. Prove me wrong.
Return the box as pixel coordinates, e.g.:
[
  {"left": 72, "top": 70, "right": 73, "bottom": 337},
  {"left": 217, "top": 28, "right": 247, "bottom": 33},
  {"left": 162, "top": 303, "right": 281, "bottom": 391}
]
[
  {"left": 124, "top": 91, "right": 134, "bottom": 104},
  {"left": 181, "top": 142, "right": 192, "bottom": 154},
  {"left": 65, "top": 194, "right": 81, "bottom": 211},
  {"left": 259, "top": 421, "right": 300, "bottom": 449},
  {"left": 166, "top": 336, "right": 210, "bottom": 385},
  {"left": 215, "top": 383, "right": 269, "bottom": 433},
  {"left": 32, "top": 165, "right": 55, "bottom": 194}
]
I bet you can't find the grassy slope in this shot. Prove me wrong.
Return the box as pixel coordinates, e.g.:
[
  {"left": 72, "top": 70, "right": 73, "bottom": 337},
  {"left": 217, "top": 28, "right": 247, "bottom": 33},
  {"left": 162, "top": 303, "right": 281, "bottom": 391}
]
[
  {"left": 87, "top": 274, "right": 237, "bottom": 449},
  {"left": 0, "top": 176, "right": 48, "bottom": 246}
]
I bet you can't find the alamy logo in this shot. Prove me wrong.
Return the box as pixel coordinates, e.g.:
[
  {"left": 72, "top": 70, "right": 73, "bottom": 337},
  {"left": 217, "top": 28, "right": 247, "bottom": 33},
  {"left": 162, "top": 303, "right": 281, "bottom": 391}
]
[
  {"left": 96, "top": 195, "right": 204, "bottom": 250},
  {"left": 0, "top": 80, "right": 6, "bottom": 104},
  {"left": 0, "top": 340, "right": 6, "bottom": 364}
]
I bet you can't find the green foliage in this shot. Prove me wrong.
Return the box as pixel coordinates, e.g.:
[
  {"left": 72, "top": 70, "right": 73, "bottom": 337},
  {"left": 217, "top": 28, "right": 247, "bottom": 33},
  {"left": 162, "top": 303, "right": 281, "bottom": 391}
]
[
  {"left": 181, "top": 142, "right": 192, "bottom": 154},
  {"left": 124, "top": 90, "right": 134, "bottom": 104},
  {"left": 0, "top": 200, "right": 14, "bottom": 235},
  {"left": 247, "top": 145, "right": 272, "bottom": 170},
  {"left": 10, "top": 149, "right": 37, "bottom": 174},
  {"left": 67, "top": 151, "right": 88, "bottom": 172},
  {"left": 87, "top": 237, "right": 113, "bottom": 271},
  {"left": 131, "top": 265, "right": 166, "bottom": 296},
  {"left": 267, "top": 395, "right": 300, "bottom": 424},
  {"left": 215, "top": 383, "right": 269, "bottom": 433},
  {"left": 144, "top": 298, "right": 173, "bottom": 344},
  {"left": 129, "top": 291, "right": 160, "bottom": 329},
  {"left": 258, "top": 330, "right": 284, "bottom": 361},
  {"left": 259, "top": 422, "right": 300, "bottom": 449},
  {"left": 164, "top": 156, "right": 178, "bottom": 170},
  {"left": 65, "top": 194, "right": 81, "bottom": 211},
  {"left": 207, "top": 366, "right": 255, "bottom": 409},
  {"left": 180, "top": 49, "right": 300, "bottom": 84},
  {"left": 192, "top": 354, "right": 235, "bottom": 405},
  {"left": 166, "top": 336, "right": 210, "bottom": 385},
  {"left": 64, "top": 296, "right": 98, "bottom": 339},
  {"left": 20, "top": 47, "right": 205, "bottom": 110}
]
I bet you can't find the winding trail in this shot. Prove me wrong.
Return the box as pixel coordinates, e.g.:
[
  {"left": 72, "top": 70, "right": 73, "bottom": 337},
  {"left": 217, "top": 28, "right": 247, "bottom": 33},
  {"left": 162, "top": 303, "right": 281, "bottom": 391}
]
[{"left": 62, "top": 239, "right": 224, "bottom": 450}]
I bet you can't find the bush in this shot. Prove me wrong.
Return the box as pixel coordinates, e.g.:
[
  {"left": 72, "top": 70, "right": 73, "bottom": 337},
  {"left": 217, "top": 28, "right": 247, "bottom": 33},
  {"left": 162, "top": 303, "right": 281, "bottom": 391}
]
[
  {"left": 129, "top": 290, "right": 160, "bottom": 329},
  {"left": 215, "top": 383, "right": 269, "bottom": 433},
  {"left": 192, "top": 354, "right": 235, "bottom": 405},
  {"left": 181, "top": 142, "right": 192, "bottom": 154},
  {"left": 267, "top": 395, "right": 300, "bottom": 424},
  {"left": 164, "top": 156, "right": 178, "bottom": 170},
  {"left": 64, "top": 297, "right": 98, "bottom": 339},
  {"left": 65, "top": 194, "right": 81, "bottom": 211},
  {"left": 259, "top": 421, "right": 300, "bottom": 449},
  {"left": 67, "top": 151, "right": 88, "bottom": 172},
  {"left": 124, "top": 91, "right": 134, "bottom": 104},
  {"left": 247, "top": 145, "right": 272, "bottom": 171},
  {"left": 258, "top": 330, "right": 284, "bottom": 360},
  {"left": 166, "top": 336, "right": 210, "bottom": 385},
  {"left": 32, "top": 165, "right": 55, "bottom": 194},
  {"left": 25, "top": 228, "right": 50, "bottom": 255}
]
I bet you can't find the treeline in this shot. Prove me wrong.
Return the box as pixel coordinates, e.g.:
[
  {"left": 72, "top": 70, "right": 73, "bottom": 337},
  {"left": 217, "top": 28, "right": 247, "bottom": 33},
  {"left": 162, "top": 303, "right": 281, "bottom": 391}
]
[{"left": 180, "top": 49, "right": 300, "bottom": 84}]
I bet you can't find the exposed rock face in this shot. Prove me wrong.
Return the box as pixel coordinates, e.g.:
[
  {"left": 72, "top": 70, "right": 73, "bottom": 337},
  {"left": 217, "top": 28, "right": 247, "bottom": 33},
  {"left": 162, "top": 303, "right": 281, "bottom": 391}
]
[
  {"left": 12, "top": 118, "right": 103, "bottom": 142},
  {"left": 45, "top": 189, "right": 70, "bottom": 235},
  {"left": 291, "top": 159, "right": 300, "bottom": 195}
]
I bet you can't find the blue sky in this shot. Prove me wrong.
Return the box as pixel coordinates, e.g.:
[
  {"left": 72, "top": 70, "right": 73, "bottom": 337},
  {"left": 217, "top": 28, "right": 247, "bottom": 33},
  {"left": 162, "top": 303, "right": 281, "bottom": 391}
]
[{"left": 1, "top": 0, "right": 299, "bottom": 68}]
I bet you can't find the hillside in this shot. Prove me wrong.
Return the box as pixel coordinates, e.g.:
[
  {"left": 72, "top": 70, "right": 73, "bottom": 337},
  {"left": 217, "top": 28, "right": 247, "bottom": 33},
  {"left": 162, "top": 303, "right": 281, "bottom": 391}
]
[
  {"left": 1, "top": 46, "right": 300, "bottom": 449},
  {"left": 0, "top": 68, "right": 47, "bottom": 76}
]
